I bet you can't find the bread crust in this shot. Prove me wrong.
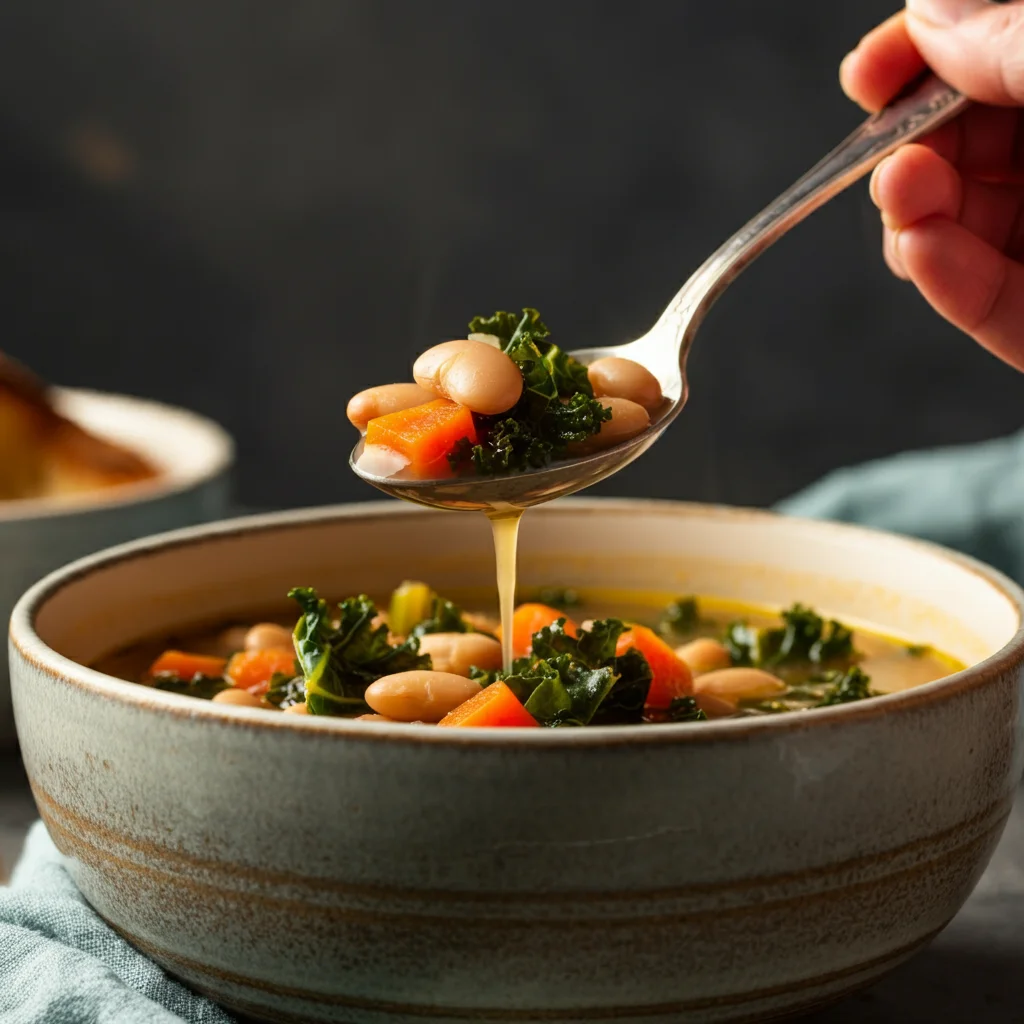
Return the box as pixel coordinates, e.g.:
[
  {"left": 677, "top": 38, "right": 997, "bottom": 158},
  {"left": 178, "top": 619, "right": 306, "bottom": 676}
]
[{"left": 0, "top": 353, "right": 158, "bottom": 501}]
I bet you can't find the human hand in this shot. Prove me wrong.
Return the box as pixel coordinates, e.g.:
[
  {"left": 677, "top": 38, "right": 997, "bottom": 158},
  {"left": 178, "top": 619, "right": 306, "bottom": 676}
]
[{"left": 840, "top": 1, "right": 1024, "bottom": 369}]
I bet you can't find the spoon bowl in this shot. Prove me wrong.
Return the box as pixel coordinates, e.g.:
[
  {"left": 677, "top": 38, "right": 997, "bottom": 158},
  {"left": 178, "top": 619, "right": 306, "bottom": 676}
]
[{"left": 352, "top": 75, "right": 969, "bottom": 512}]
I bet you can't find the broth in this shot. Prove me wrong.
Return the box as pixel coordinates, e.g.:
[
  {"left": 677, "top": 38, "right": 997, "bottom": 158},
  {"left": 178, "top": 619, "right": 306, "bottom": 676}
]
[{"left": 94, "top": 588, "right": 961, "bottom": 726}]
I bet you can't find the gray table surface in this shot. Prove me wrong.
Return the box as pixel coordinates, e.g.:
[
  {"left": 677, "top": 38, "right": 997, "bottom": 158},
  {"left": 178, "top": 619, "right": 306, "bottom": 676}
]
[{"left": 1, "top": 751, "right": 1021, "bottom": 1023}]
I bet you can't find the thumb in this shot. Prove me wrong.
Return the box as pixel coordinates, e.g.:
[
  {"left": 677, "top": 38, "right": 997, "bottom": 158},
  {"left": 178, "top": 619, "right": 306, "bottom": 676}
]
[{"left": 906, "top": 0, "right": 1024, "bottom": 105}]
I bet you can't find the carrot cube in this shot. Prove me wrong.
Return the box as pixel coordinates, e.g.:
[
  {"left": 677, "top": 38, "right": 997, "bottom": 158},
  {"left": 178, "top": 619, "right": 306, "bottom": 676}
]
[
  {"left": 226, "top": 647, "right": 297, "bottom": 696},
  {"left": 437, "top": 680, "right": 537, "bottom": 728},
  {"left": 148, "top": 650, "right": 227, "bottom": 681},
  {"left": 365, "top": 400, "right": 478, "bottom": 479},
  {"left": 616, "top": 625, "right": 693, "bottom": 708}
]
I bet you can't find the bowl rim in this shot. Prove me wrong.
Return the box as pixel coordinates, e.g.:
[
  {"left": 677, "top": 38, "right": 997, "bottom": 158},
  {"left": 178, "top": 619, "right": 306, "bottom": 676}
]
[
  {"left": 0, "top": 386, "right": 234, "bottom": 524},
  {"left": 10, "top": 497, "right": 1024, "bottom": 747}
]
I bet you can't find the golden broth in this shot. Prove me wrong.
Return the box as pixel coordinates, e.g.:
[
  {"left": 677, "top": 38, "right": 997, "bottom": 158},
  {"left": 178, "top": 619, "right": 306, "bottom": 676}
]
[{"left": 94, "top": 589, "right": 962, "bottom": 713}]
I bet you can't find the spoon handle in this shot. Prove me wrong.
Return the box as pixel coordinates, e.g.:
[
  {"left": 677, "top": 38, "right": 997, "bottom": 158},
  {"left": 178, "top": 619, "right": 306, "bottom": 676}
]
[{"left": 661, "top": 74, "right": 970, "bottom": 343}]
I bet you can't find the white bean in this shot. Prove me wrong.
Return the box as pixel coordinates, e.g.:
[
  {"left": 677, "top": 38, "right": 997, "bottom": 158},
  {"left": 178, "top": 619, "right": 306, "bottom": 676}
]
[
  {"left": 413, "top": 340, "right": 523, "bottom": 415},
  {"left": 587, "top": 357, "right": 663, "bottom": 413},
  {"left": 283, "top": 701, "right": 309, "bottom": 715},
  {"left": 694, "top": 692, "right": 740, "bottom": 719},
  {"left": 347, "top": 383, "right": 437, "bottom": 431},
  {"left": 215, "top": 626, "right": 249, "bottom": 656},
  {"left": 364, "top": 671, "right": 482, "bottom": 722},
  {"left": 675, "top": 638, "right": 732, "bottom": 676},
  {"left": 244, "top": 622, "right": 293, "bottom": 652},
  {"left": 463, "top": 611, "right": 500, "bottom": 634},
  {"left": 569, "top": 398, "right": 650, "bottom": 454},
  {"left": 693, "top": 668, "right": 787, "bottom": 703},
  {"left": 212, "top": 687, "right": 263, "bottom": 708},
  {"left": 418, "top": 632, "right": 503, "bottom": 677}
]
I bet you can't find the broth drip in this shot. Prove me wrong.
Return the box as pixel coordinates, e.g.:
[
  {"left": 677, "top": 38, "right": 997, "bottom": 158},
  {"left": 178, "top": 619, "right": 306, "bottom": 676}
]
[{"left": 487, "top": 507, "right": 524, "bottom": 672}]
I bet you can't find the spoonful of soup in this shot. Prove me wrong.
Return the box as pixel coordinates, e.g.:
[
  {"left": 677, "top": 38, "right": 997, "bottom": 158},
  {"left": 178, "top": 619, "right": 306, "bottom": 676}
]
[{"left": 350, "top": 73, "right": 968, "bottom": 513}]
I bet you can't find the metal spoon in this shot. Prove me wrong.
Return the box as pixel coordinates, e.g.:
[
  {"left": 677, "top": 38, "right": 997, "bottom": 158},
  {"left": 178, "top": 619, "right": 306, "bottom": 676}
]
[{"left": 352, "top": 74, "right": 969, "bottom": 513}]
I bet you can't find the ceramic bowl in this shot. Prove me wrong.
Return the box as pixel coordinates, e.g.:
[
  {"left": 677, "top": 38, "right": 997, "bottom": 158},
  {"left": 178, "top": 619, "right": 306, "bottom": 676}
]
[
  {"left": 0, "top": 387, "right": 233, "bottom": 742},
  {"left": 8, "top": 500, "right": 1024, "bottom": 1024}
]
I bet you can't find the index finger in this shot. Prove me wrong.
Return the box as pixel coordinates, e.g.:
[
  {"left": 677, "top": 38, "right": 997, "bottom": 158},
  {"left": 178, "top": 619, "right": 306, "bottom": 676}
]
[{"left": 840, "top": 11, "right": 927, "bottom": 112}]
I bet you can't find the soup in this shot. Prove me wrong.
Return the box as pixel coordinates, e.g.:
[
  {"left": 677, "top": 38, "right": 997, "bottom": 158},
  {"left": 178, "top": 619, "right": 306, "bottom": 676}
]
[{"left": 95, "top": 584, "right": 961, "bottom": 727}]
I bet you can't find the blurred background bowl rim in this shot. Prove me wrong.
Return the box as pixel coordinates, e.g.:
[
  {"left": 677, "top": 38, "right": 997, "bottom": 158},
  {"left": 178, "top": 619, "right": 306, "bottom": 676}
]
[
  {"left": 10, "top": 497, "right": 1024, "bottom": 746},
  {"left": 0, "top": 386, "right": 234, "bottom": 524}
]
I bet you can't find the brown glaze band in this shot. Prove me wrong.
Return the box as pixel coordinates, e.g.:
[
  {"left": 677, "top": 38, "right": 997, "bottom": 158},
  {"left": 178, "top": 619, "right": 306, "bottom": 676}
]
[
  {"left": 32, "top": 780, "right": 1014, "bottom": 909},
  {"left": 110, "top": 922, "right": 943, "bottom": 1020}
]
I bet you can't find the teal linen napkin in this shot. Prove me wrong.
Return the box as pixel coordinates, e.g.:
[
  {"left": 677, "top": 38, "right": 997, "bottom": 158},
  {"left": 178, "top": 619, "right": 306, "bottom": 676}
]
[
  {"left": 775, "top": 430, "right": 1024, "bottom": 585},
  {"left": 4, "top": 431, "right": 1024, "bottom": 1023},
  {"left": 0, "top": 822, "right": 234, "bottom": 1024}
]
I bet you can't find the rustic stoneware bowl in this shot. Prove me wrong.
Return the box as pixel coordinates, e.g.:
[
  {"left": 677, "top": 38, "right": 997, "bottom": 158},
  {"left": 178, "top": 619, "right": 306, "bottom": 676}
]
[
  {"left": 0, "top": 387, "right": 233, "bottom": 744},
  {"left": 9, "top": 500, "right": 1024, "bottom": 1023}
]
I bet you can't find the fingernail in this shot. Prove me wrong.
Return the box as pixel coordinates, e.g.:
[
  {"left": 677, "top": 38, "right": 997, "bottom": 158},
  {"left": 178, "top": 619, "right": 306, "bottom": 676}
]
[
  {"left": 891, "top": 228, "right": 905, "bottom": 265},
  {"left": 869, "top": 158, "right": 890, "bottom": 208},
  {"left": 883, "top": 225, "right": 909, "bottom": 280},
  {"left": 839, "top": 49, "right": 856, "bottom": 81},
  {"left": 906, "top": 0, "right": 986, "bottom": 27}
]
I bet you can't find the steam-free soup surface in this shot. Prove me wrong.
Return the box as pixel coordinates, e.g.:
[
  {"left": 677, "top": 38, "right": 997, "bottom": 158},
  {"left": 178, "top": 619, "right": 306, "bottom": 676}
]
[{"left": 94, "top": 586, "right": 961, "bottom": 727}]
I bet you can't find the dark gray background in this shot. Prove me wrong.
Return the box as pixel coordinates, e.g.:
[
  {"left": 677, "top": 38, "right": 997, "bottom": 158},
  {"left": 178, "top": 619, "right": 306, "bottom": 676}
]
[{"left": 2, "top": 0, "right": 1023, "bottom": 511}]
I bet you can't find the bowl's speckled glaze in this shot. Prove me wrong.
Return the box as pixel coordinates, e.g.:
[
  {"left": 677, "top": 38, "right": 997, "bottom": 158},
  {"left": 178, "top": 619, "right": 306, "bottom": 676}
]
[
  {"left": 9, "top": 500, "right": 1024, "bottom": 1023},
  {"left": 0, "top": 387, "right": 233, "bottom": 743}
]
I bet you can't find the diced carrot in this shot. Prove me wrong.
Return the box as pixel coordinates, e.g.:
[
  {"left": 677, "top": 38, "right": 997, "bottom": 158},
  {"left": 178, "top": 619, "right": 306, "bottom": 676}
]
[
  {"left": 226, "top": 647, "right": 296, "bottom": 696},
  {"left": 504, "top": 603, "right": 579, "bottom": 659},
  {"left": 148, "top": 650, "right": 227, "bottom": 681},
  {"left": 365, "top": 400, "right": 478, "bottom": 479},
  {"left": 616, "top": 625, "right": 694, "bottom": 708},
  {"left": 437, "top": 681, "right": 537, "bottom": 728}
]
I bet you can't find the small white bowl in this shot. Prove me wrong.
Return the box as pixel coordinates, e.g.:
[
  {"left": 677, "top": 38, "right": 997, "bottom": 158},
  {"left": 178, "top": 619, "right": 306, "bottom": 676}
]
[{"left": 0, "top": 387, "right": 233, "bottom": 742}]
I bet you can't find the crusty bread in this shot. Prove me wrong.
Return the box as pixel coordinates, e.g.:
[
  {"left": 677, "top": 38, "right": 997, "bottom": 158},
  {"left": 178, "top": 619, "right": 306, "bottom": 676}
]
[{"left": 0, "top": 353, "right": 158, "bottom": 501}]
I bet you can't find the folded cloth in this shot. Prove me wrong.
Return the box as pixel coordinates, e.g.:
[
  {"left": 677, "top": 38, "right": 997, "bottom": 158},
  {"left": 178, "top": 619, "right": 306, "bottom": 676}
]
[
  {"left": 775, "top": 430, "right": 1024, "bottom": 585},
  {"left": 0, "top": 822, "right": 234, "bottom": 1024},
  {"left": 4, "top": 432, "right": 1023, "bottom": 1024}
]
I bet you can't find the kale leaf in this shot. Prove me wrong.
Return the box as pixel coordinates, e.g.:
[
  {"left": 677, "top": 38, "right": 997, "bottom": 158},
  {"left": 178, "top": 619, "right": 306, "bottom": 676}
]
[
  {"left": 657, "top": 596, "right": 701, "bottom": 639},
  {"left": 455, "top": 309, "right": 610, "bottom": 476},
  {"left": 449, "top": 417, "right": 552, "bottom": 475},
  {"left": 543, "top": 392, "right": 611, "bottom": 444},
  {"left": 411, "top": 596, "right": 472, "bottom": 637},
  {"left": 666, "top": 696, "right": 707, "bottom": 722},
  {"left": 468, "top": 308, "right": 548, "bottom": 346},
  {"left": 526, "top": 586, "right": 581, "bottom": 610},
  {"left": 524, "top": 657, "right": 617, "bottom": 728},
  {"left": 289, "top": 587, "right": 429, "bottom": 716},
  {"left": 265, "top": 672, "right": 306, "bottom": 709},
  {"left": 724, "top": 603, "right": 856, "bottom": 670},
  {"left": 723, "top": 622, "right": 764, "bottom": 666},
  {"left": 152, "top": 674, "right": 231, "bottom": 700},
  {"left": 591, "top": 647, "right": 652, "bottom": 725},
  {"left": 815, "top": 666, "right": 874, "bottom": 706},
  {"left": 476, "top": 617, "right": 653, "bottom": 727}
]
